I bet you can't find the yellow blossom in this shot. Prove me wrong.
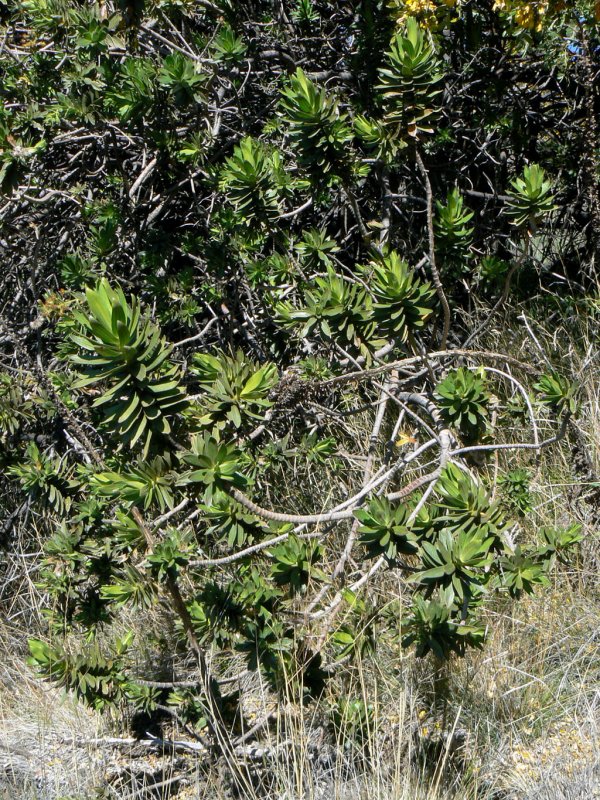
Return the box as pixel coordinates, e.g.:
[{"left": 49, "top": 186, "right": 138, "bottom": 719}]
[
  {"left": 514, "top": 3, "right": 547, "bottom": 30},
  {"left": 492, "top": 0, "right": 550, "bottom": 31}
]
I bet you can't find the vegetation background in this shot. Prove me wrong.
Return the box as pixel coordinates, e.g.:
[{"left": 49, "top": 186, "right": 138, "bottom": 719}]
[{"left": 0, "top": 0, "right": 599, "bottom": 798}]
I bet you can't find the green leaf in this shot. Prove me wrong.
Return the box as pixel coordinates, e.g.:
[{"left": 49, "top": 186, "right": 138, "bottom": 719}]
[{"left": 28, "top": 638, "right": 51, "bottom": 665}]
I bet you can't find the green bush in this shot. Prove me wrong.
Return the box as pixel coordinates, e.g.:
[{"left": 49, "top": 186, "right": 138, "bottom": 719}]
[{"left": 0, "top": 0, "right": 589, "bottom": 785}]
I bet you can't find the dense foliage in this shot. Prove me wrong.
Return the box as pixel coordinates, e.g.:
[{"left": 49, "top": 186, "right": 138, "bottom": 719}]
[{"left": 0, "top": 0, "right": 598, "bottom": 787}]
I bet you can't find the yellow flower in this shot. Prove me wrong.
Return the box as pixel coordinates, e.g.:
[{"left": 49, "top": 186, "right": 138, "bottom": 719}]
[
  {"left": 390, "top": 0, "right": 437, "bottom": 22},
  {"left": 406, "top": 0, "right": 436, "bottom": 13},
  {"left": 514, "top": 3, "right": 546, "bottom": 30},
  {"left": 493, "top": 0, "right": 549, "bottom": 30}
]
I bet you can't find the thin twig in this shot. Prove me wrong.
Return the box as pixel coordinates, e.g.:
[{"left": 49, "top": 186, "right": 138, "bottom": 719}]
[
  {"left": 131, "top": 508, "right": 254, "bottom": 795},
  {"left": 416, "top": 151, "right": 451, "bottom": 349}
]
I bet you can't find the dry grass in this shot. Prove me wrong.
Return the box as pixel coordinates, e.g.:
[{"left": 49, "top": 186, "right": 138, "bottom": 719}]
[
  {"left": 0, "top": 621, "right": 108, "bottom": 798},
  {"left": 1, "top": 559, "right": 599, "bottom": 799}
]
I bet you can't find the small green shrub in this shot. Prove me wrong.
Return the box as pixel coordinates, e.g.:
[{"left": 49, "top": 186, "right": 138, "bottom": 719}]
[
  {"left": 69, "top": 279, "right": 187, "bottom": 457},
  {"left": 435, "top": 367, "right": 490, "bottom": 443}
]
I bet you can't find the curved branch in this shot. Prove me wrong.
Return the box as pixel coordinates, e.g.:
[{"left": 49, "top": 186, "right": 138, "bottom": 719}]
[
  {"left": 318, "top": 349, "right": 540, "bottom": 390},
  {"left": 450, "top": 413, "right": 570, "bottom": 458},
  {"left": 485, "top": 366, "right": 539, "bottom": 452}
]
